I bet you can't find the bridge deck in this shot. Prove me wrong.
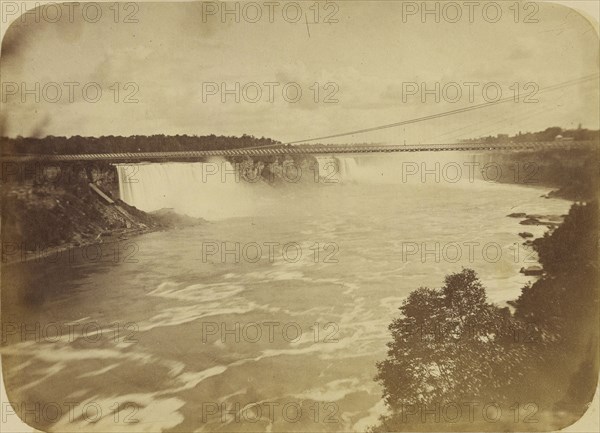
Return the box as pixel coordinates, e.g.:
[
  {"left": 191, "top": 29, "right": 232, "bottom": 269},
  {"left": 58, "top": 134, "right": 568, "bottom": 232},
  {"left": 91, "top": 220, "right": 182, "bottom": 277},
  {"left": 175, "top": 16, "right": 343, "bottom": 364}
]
[{"left": 1, "top": 141, "right": 594, "bottom": 162}]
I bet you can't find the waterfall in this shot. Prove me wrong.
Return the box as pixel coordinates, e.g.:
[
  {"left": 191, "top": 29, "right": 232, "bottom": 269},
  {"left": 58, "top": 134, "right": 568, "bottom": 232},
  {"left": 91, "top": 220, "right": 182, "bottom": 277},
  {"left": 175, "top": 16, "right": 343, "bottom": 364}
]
[
  {"left": 314, "top": 156, "right": 359, "bottom": 182},
  {"left": 314, "top": 156, "right": 340, "bottom": 182},
  {"left": 115, "top": 160, "right": 260, "bottom": 220},
  {"left": 318, "top": 152, "right": 486, "bottom": 185},
  {"left": 113, "top": 153, "right": 487, "bottom": 221},
  {"left": 336, "top": 156, "right": 359, "bottom": 180}
]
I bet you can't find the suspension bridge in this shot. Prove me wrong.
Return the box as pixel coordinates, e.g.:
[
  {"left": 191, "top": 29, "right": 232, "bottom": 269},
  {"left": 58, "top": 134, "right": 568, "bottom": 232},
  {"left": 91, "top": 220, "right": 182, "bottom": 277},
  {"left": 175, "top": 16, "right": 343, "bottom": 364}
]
[
  {"left": 1, "top": 141, "right": 596, "bottom": 163},
  {"left": 2, "top": 74, "right": 597, "bottom": 163},
  {"left": 2, "top": 74, "right": 598, "bottom": 163}
]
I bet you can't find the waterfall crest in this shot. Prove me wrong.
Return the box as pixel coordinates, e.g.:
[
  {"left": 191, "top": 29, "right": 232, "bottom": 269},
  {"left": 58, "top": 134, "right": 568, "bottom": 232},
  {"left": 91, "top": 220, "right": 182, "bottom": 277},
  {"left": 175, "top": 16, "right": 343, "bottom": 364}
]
[{"left": 116, "top": 161, "right": 260, "bottom": 220}]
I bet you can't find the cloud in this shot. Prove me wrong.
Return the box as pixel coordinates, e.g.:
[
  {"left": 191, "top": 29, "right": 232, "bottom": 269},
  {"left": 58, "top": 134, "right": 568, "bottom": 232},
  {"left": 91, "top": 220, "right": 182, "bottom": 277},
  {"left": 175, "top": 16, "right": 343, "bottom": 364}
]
[{"left": 1, "top": 1, "right": 598, "bottom": 142}]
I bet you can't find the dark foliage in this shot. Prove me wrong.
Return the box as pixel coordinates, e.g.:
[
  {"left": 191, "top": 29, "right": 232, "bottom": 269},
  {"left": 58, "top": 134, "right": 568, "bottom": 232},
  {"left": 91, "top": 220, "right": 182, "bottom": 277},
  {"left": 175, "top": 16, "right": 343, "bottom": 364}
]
[
  {"left": 375, "top": 269, "right": 532, "bottom": 411},
  {"left": 0, "top": 134, "right": 281, "bottom": 155}
]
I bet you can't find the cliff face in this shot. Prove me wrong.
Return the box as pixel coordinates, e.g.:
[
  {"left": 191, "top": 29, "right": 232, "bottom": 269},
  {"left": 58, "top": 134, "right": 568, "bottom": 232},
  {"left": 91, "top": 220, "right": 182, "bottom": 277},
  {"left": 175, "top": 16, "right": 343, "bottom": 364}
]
[
  {"left": 1, "top": 163, "right": 165, "bottom": 260},
  {"left": 227, "top": 154, "right": 319, "bottom": 185},
  {"left": 470, "top": 147, "right": 599, "bottom": 201}
]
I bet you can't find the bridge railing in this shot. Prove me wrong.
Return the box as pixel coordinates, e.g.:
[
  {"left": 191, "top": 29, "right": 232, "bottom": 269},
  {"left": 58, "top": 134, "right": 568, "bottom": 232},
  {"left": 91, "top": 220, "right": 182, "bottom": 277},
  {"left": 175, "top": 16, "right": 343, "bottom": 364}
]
[{"left": 0, "top": 141, "right": 596, "bottom": 162}]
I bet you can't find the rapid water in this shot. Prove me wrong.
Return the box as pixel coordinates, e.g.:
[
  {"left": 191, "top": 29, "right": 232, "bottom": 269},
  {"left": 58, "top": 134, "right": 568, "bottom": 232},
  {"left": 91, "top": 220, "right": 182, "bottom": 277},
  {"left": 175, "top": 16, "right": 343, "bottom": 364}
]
[{"left": 2, "top": 154, "right": 572, "bottom": 432}]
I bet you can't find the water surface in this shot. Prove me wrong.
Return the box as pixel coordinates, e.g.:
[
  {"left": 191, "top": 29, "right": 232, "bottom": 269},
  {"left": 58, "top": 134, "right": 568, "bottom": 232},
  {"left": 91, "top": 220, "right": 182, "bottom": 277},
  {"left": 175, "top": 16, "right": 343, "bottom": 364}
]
[{"left": 1, "top": 155, "right": 572, "bottom": 432}]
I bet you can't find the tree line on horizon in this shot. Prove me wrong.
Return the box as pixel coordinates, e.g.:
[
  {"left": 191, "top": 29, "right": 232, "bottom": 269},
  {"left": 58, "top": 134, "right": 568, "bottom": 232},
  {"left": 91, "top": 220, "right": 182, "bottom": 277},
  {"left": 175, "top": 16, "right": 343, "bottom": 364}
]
[
  {"left": 0, "top": 134, "right": 282, "bottom": 155},
  {"left": 461, "top": 126, "right": 599, "bottom": 144},
  {"left": 1, "top": 126, "right": 598, "bottom": 155}
]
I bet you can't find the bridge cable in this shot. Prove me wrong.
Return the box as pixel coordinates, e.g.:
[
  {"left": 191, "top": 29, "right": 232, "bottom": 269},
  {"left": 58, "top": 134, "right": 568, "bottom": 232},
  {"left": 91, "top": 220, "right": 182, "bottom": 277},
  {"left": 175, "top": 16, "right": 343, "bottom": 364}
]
[{"left": 246, "top": 73, "right": 598, "bottom": 148}]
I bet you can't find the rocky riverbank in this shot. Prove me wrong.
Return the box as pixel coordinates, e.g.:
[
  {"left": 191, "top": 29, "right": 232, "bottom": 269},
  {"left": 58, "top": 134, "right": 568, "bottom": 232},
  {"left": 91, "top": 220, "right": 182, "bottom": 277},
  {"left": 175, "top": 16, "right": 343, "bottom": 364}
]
[
  {"left": 507, "top": 211, "right": 566, "bottom": 276},
  {"left": 1, "top": 162, "right": 203, "bottom": 264}
]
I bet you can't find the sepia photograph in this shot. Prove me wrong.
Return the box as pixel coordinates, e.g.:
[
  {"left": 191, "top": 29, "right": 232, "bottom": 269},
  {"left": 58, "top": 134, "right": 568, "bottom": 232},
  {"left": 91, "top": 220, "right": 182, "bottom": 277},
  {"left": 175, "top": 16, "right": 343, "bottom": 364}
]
[{"left": 0, "top": 1, "right": 598, "bottom": 432}]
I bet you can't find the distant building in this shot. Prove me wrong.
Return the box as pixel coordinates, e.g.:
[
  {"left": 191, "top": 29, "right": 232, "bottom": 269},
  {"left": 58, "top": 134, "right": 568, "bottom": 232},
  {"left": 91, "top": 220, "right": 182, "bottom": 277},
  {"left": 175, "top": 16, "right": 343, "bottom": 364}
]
[{"left": 554, "top": 135, "right": 574, "bottom": 141}]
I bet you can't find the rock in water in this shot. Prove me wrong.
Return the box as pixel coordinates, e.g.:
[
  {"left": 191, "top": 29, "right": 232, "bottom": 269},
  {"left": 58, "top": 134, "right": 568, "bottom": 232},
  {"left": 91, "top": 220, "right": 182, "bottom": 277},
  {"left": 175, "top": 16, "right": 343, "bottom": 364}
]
[{"left": 520, "top": 266, "right": 543, "bottom": 276}]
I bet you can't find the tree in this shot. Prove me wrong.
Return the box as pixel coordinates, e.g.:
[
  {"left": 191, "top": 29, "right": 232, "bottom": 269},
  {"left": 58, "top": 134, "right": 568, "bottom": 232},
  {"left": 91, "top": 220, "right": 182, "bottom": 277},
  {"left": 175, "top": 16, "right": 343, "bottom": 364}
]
[{"left": 376, "top": 269, "right": 530, "bottom": 416}]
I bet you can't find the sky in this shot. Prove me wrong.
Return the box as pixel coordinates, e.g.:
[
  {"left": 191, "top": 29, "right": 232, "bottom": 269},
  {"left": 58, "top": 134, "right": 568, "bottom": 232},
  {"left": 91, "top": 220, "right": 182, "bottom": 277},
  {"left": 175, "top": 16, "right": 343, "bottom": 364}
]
[{"left": 1, "top": 1, "right": 598, "bottom": 144}]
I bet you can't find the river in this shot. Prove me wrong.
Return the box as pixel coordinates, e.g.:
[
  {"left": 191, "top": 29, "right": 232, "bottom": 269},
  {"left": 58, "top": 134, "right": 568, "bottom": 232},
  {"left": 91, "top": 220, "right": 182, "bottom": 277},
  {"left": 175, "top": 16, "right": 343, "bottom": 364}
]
[{"left": 0, "top": 153, "right": 572, "bottom": 432}]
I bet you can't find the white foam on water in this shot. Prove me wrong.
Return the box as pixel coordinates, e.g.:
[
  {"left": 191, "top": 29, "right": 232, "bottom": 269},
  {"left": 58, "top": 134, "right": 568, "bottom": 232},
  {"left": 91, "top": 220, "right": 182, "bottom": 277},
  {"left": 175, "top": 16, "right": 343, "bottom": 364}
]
[
  {"left": 148, "top": 281, "right": 245, "bottom": 303},
  {"left": 352, "top": 398, "right": 389, "bottom": 432},
  {"left": 137, "top": 303, "right": 269, "bottom": 333},
  {"left": 140, "top": 280, "right": 286, "bottom": 332},
  {"left": 290, "top": 378, "right": 364, "bottom": 402},
  {"left": 50, "top": 393, "right": 185, "bottom": 433}
]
